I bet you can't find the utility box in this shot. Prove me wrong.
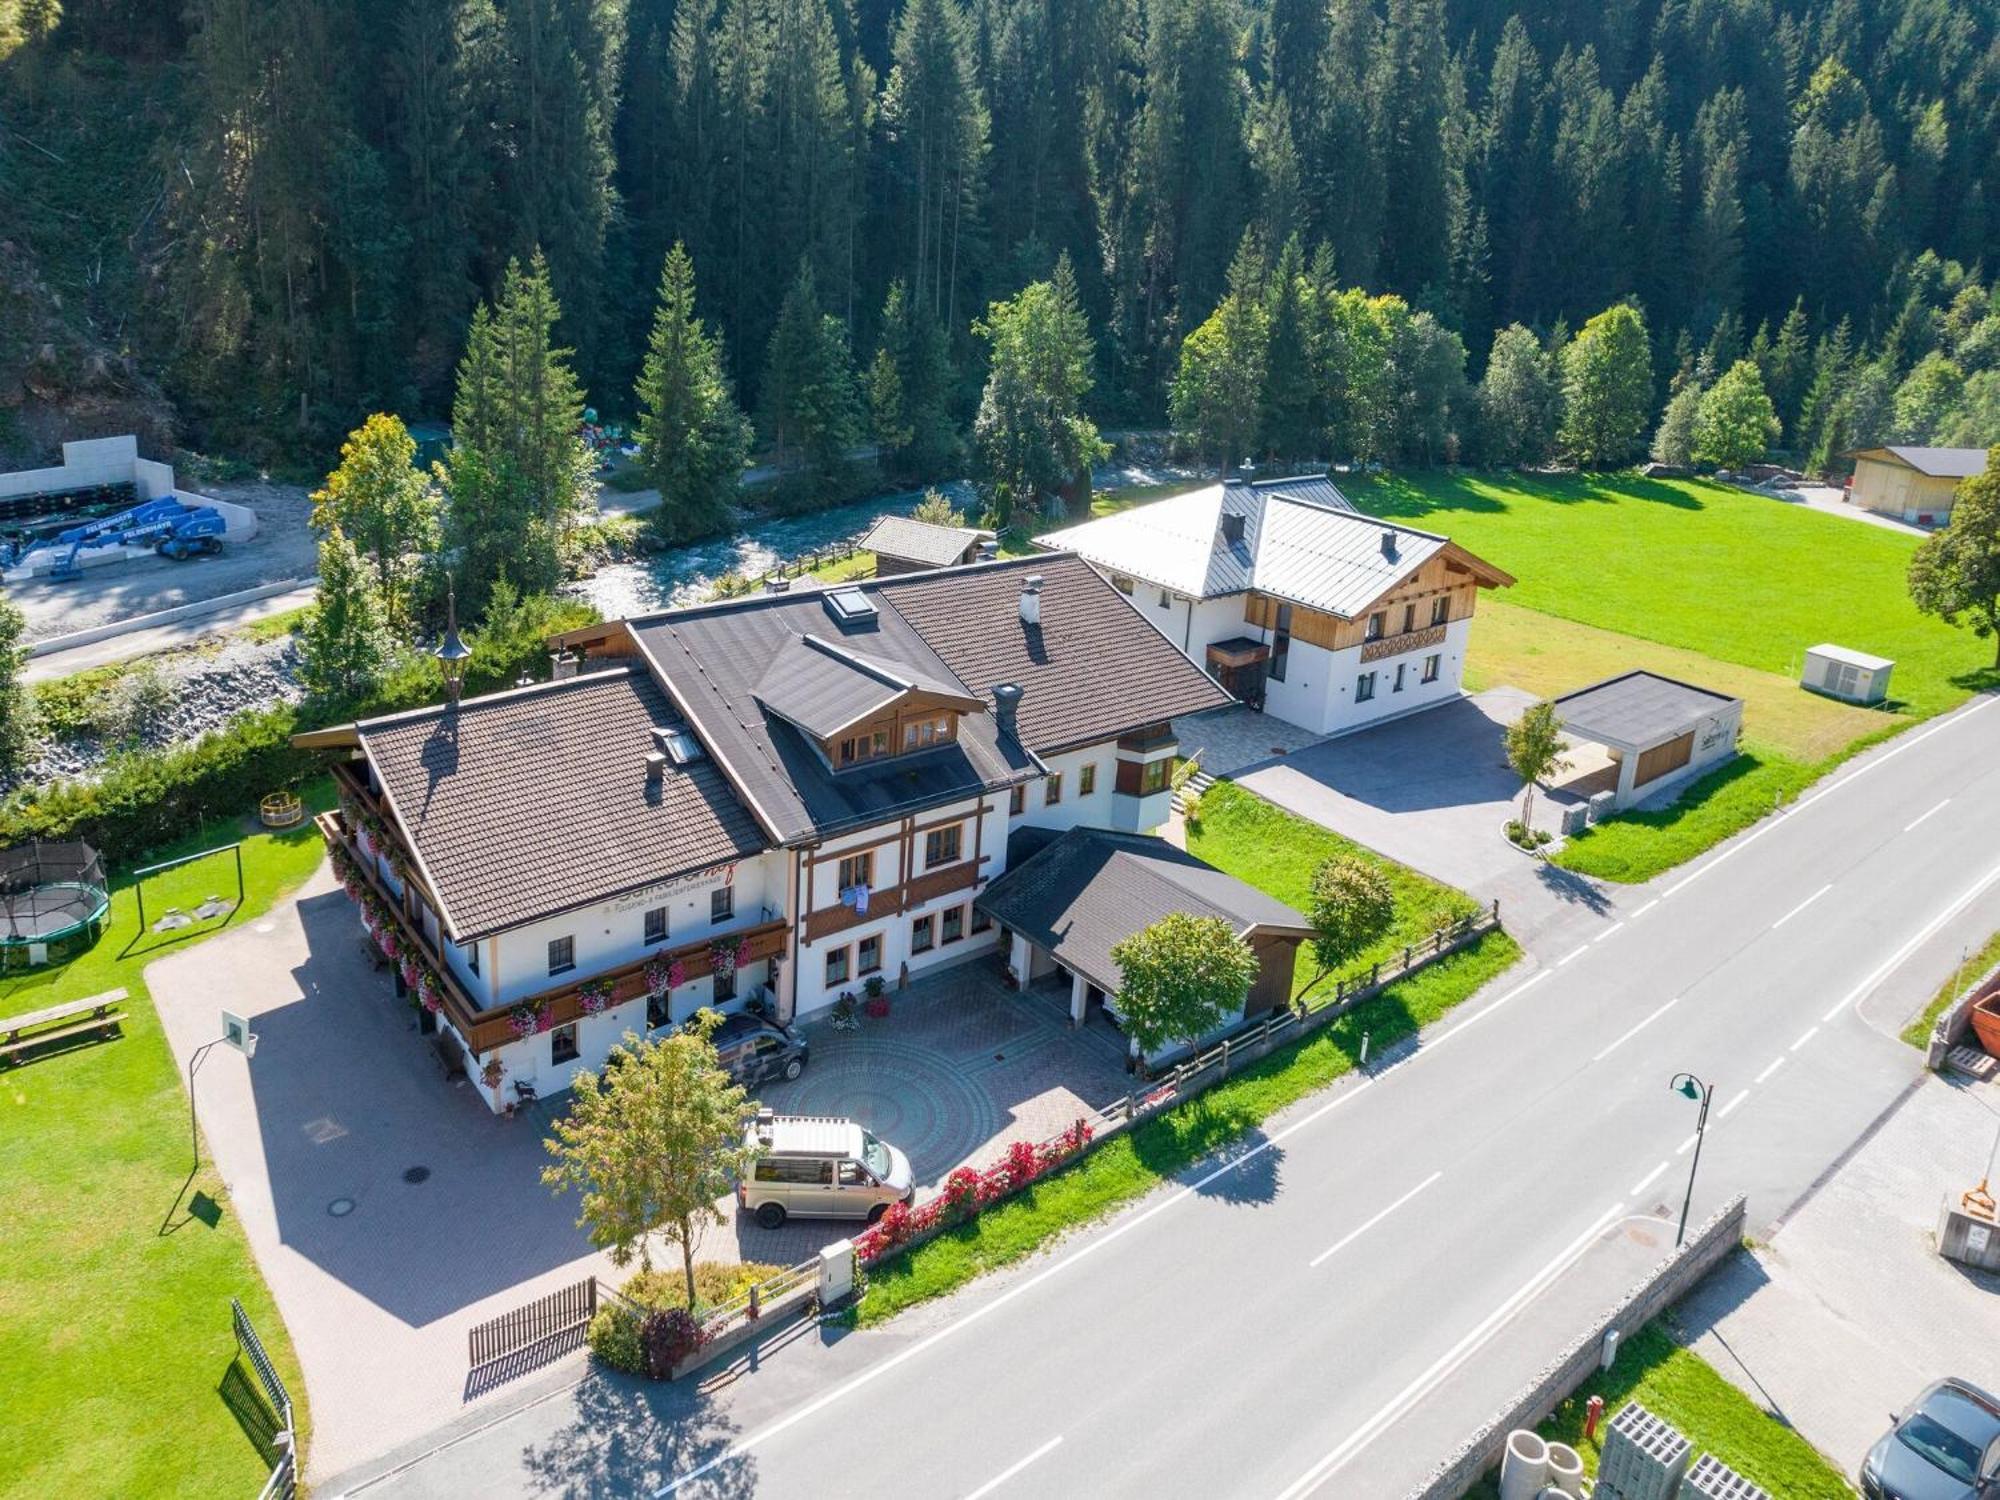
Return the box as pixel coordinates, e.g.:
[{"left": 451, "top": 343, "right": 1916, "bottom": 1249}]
[
  {"left": 1937, "top": 1195, "right": 2000, "bottom": 1271},
  {"left": 818, "top": 1239, "right": 857, "bottom": 1306},
  {"left": 1678, "top": 1453, "right": 1771, "bottom": 1500},
  {"left": 1598, "top": 1403, "right": 1691, "bottom": 1500},
  {"left": 1802, "top": 644, "right": 1893, "bottom": 705}
]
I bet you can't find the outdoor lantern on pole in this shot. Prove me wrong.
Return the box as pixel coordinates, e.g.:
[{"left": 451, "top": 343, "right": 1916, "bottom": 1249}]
[
  {"left": 1670, "top": 1071, "right": 1714, "bottom": 1248},
  {"left": 435, "top": 579, "right": 473, "bottom": 704}
]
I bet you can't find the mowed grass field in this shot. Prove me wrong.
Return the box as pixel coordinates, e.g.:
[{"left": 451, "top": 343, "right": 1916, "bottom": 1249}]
[
  {"left": 1347, "top": 470, "right": 1996, "bottom": 717},
  {"left": 0, "top": 792, "right": 331, "bottom": 1499}
]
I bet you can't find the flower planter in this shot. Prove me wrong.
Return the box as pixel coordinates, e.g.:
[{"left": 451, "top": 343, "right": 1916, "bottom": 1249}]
[{"left": 1970, "top": 990, "right": 2000, "bottom": 1057}]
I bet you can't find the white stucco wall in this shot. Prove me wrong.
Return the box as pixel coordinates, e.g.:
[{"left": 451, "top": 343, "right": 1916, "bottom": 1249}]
[
  {"left": 1016, "top": 743, "right": 1119, "bottom": 833},
  {"left": 1259, "top": 617, "right": 1472, "bottom": 735}
]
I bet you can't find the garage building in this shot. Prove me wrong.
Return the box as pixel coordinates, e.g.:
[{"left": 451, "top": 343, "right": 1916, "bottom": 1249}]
[{"left": 1553, "top": 671, "right": 1743, "bottom": 811}]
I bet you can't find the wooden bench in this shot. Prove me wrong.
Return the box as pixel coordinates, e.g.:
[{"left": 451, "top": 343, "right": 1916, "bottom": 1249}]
[{"left": 0, "top": 987, "right": 129, "bottom": 1064}]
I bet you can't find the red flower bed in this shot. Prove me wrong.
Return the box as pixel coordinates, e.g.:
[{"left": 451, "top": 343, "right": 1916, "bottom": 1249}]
[{"left": 853, "top": 1120, "right": 1096, "bottom": 1263}]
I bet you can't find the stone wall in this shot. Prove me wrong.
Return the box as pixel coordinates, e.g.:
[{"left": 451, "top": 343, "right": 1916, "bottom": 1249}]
[{"left": 1404, "top": 1195, "right": 1749, "bottom": 1500}]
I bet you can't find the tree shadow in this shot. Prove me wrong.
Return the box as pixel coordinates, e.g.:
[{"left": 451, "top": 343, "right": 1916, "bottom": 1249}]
[
  {"left": 1949, "top": 667, "right": 2000, "bottom": 696},
  {"left": 216, "top": 1356, "right": 284, "bottom": 1467},
  {"left": 1531, "top": 861, "right": 1614, "bottom": 916},
  {"left": 1188, "top": 1129, "right": 1284, "bottom": 1207},
  {"left": 516, "top": 1368, "right": 758, "bottom": 1500},
  {"left": 1346, "top": 468, "right": 1709, "bottom": 522}
]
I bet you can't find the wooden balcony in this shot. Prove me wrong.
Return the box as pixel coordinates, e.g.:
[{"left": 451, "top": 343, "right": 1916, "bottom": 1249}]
[
  {"left": 316, "top": 781, "right": 789, "bottom": 1057},
  {"left": 802, "top": 858, "right": 982, "bottom": 943},
  {"left": 1358, "top": 622, "right": 1448, "bottom": 663}
]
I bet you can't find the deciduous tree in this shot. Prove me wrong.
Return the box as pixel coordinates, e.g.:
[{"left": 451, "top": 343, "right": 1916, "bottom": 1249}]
[
  {"left": 1692, "top": 359, "right": 1779, "bottom": 469},
  {"left": 1908, "top": 451, "right": 2000, "bottom": 669},
  {"left": 1478, "top": 324, "right": 1562, "bottom": 468},
  {"left": 1109, "top": 912, "right": 1260, "bottom": 1062},
  {"left": 1558, "top": 303, "right": 1653, "bottom": 468},
  {"left": 1504, "top": 699, "right": 1570, "bottom": 831},
  {"left": 299, "top": 530, "right": 395, "bottom": 705},
  {"left": 1298, "top": 855, "right": 1395, "bottom": 1001},
  {"left": 0, "top": 594, "right": 32, "bottom": 773},
  {"left": 310, "top": 413, "right": 439, "bottom": 628},
  {"left": 542, "top": 1016, "right": 761, "bottom": 1309}
]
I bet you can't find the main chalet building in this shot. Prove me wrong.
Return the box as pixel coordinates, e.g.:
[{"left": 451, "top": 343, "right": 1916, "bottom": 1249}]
[{"left": 297, "top": 553, "right": 1231, "bottom": 1109}]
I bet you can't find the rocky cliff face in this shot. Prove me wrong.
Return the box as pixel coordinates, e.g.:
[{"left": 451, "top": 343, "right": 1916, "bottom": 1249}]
[{"left": 0, "top": 238, "right": 176, "bottom": 467}]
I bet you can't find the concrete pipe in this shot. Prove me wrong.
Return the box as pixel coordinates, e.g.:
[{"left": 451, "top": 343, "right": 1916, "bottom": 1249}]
[
  {"left": 1545, "top": 1441, "right": 1586, "bottom": 1496},
  {"left": 1499, "top": 1430, "right": 1551, "bottom": 1500}
]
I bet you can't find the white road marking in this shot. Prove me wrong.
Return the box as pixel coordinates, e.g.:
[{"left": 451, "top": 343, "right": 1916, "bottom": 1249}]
[
  {"left": 1675, "top": 1132, "right": 1700, "bottom": 1156},
  {"left": 1905, "top": 798, "right": 1951, "bottom": 832},
  {"left": 1790, "top": 1025, "right": 1819, "bottom": 1052},
  {"left": 1558, "top": 944, "right": 1589, "bottom": 967},
  {"left": 1717, "top": 1089, "right": 1750, "bottom": 1120},
  {"left": 1823, "top": 853, "right": 2000, "bottom": 1022},
  {"left": 1591, "top": 997, "right": 1680, "bottom": 1063},
  {"left": 1595, "top": 921, "right": 1625, "bottom": 942},
  {"left": 1271, "top": 1202, "right": 1628, "bottom": 1500},
  {"left": 1310, "top": 1172, "right": 1444, "bottom": 1268},
  {"left": 964, "top": 1437, "right": 1063, "bottom": 1500},
  {"left": 1629, "top": 1160, "right": 1670, "bottom": 1197},
  {"left": 1631, "top": 899, "right": 1661, "bottom": 919},
  {"left": 1771, "top": 883, "right": 1833, "bottom": 930},
  {"left": 1664, "top": 696, "right": 1995, "bottom": 897},
  {"left": 652, "top": 948, "right": 1543, "bottom": 1495},
  {"left": 1754, "top": 1055, "right": 1787, "bottom": 1085}
]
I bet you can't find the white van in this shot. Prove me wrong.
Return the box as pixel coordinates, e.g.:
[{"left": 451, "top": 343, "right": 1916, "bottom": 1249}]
[{"left": 738, "top": 1111, "right": 915, "bottom": 1229}]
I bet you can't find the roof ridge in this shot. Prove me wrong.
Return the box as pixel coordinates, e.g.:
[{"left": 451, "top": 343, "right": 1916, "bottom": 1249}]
[
  {"left": 353, "top": 661, "right": 637, "bottom": 733},
  {"left": 800, "top": 631, "right": 914, "bottom": 689}
]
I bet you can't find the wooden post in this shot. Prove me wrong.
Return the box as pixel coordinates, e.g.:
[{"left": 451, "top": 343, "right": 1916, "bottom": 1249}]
[
  {"left": 748, "top": 1283, "right": 761, "bottom": 1321},
  {"left": 1403, "top": 944, "right": 1412, "bottom": 972}
]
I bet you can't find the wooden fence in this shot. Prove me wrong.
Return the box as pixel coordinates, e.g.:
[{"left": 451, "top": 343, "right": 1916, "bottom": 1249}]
[
  {"left": 671, "top": 901, "right": 1505, "bottom": 1373},
  {"left": 468, "top": 1278, "right": 598, "bottom": 1370}
]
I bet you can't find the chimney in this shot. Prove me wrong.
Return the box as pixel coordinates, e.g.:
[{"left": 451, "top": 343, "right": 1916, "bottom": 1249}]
[
  {"left": 644, "top": 750, "right": 667, "bottom": 785},
  {"left": 1019, "top": 575, "right": 1043, "bottom": 627},
  {"left": 1380, "top": 528, "right": 1399, "bottom": 560},
  {"left": 765, "top": 575, "right": 792, "bottom": 593},
  {"left": 550, "top": 648, "right": 579, "bottom": 681},
  {"left": 993, "top": 683, "right": 1023, "bottom": 737}
]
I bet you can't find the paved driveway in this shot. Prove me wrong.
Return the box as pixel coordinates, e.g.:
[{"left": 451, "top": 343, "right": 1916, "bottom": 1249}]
[
  {"left": 1231, "top": 690, "right": 1618, "bottom": 954},
  {"left": 151, "top": 866, "right": 1133, "bottom": 1484}
]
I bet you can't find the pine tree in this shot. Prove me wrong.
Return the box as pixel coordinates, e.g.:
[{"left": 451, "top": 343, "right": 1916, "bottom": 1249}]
[
  {"left": 1652, "top": 379, "right": 1704, "bottom": 468},
  {"left": 868, "top": 279, "right": 958, "bottom": 483},
  {"left": 443, "top": 252, "right": 594, "bottom": 608},
  {"left": 1260, "top": 237, "right": 1319, "bottom": 461},
  {"left": 1170, "top": 237, "right": 1271, "bottom": 473},
  {"left": 881, "top": 0, "right": 988, "bottom": 334},
  {"left": 635, "top": 243, "right": 754, "bottom": 543},
  {"left": 760, "top": 262, "right": 863, "bottom": 503},
  {"left": 1762, "top": 301, "right": 1813, "bottom": 446},
  {"left": 1558, "top": 303, "right": 1653, "bottom": 468}
]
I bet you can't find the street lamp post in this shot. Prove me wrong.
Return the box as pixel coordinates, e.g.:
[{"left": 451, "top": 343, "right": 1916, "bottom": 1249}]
[{"left": 1670, "top": 1071, "right": 1714, "bottom": 1248}]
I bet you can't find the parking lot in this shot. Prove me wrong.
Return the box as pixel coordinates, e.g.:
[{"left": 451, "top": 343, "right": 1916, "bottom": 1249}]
[{"left": 150, "top": 864, "right": 1132, "bottom": 1482}]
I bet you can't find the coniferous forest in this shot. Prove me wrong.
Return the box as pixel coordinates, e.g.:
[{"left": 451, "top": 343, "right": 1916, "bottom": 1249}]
[{"left": 1, "top": 0, "right": 1997, "bottom": 481}]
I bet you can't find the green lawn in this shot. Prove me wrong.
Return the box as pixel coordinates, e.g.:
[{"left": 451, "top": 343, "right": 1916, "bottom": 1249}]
[
  {"left": 855, "top": 927, "right": 1520, "bottom": 1326},
  {"left": 854, "top": 784, "right": 1519, "bottom": 1326},
  {"left": 1901, "top": 927, "right": 2000, "bottom": 1048},
  {"left": 0, "top": 786, "right": 332, "bottom": 1500},
  {"left": 1467, "top": 1319, "right": 1851, "bottom": 1500},
  {"left": 1346, "top": 470, "right": 1997, "bottom": 718},
  {"left": 1187, "top": 780, "right": 1482, "bottom": 1000}
]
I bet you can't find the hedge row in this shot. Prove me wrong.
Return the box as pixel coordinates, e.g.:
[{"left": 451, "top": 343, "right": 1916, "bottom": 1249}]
[{"left": 0, "top": 592, "right": 597, "bottom": 863}]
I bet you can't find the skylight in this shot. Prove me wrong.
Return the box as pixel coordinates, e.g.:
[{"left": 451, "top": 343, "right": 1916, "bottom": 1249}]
[
  {"left": 658, "top": 727, "right": 705, "bottom": 765},
  {"left": 824, "top": 587, "right": 878, "bottom": 625}
]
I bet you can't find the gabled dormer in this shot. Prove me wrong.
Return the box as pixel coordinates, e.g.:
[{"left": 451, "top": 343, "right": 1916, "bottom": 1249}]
[{"left": 753, "top": 631, "right": 986, "bottom": 771}]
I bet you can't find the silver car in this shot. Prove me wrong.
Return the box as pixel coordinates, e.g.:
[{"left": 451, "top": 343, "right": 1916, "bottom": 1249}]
[{"left": 737, "top": 1111, "right": 914, "bottom": 1229}]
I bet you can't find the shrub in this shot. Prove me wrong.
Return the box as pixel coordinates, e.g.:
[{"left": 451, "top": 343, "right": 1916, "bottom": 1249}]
[
  {"left": 622, "top": 1260, "right": 782, "bottom": 1316},
  {"left": 586, "top": 1303, "right": 646, "bottom": 1374},
  {"left": 640, "top": 1307, "right": 707, "bottom": 1379},
  {"left": 941, "top": 1166, "right": 982, "bottom": 1220}
]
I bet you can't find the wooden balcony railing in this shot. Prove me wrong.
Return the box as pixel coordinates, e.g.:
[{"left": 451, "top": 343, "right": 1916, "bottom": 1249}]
[
  {"left": 1359, "top": 622, "right": 1448, "bottom": 663},
  {"left": 317, "top": 773, "right": 790, "bottom": 1056},
  {"left": 801, "top": 858, "right": 981, "bottom": 944}
]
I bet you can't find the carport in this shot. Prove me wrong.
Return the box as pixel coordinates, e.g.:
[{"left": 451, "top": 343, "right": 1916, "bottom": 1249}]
[{"left": 1553, "top": 671, "right": 1743, "bottom": 810}]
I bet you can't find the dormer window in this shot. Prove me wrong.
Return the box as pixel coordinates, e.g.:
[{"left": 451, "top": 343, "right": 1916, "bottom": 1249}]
[{"left": 902, "top": 714, "right": 954, "bottom": 752}]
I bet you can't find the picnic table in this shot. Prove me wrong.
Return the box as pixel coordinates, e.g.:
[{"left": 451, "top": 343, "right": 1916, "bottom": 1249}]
[{"left": 0, "top": 987, "right": 128, "bottom": 1064}]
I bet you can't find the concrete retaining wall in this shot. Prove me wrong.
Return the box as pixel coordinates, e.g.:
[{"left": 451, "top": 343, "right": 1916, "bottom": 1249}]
[
  {"left": 24, "top": 577, "right": 309, "bottom": 660},
  {"left": 1926, "top": 959, "right": 2000, "bottom": 1070},
  {"left": 1405, "top": 1194, "right": 1749, "bottom": 1500}
]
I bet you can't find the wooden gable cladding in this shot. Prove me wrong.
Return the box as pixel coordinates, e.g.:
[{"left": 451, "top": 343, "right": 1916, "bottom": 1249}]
[
  {"left": 1243, "top": 551, "right": 1481, "bottom": 652},
  {"left": 827, "top": 700, "right": 963, "bottom": 768}
]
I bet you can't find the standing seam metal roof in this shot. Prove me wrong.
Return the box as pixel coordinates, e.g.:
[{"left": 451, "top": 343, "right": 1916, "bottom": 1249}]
[{"left": 1034, "top": 475, "right": 1462, "bottom": 619}]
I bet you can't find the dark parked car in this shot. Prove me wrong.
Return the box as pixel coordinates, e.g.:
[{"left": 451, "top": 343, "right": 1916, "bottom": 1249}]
[
  {"left": 1863, "top": 1380, "right": 2000, "bottom": 1500},
  {"left": 709, "top": 1012, "right": 809, "bottom": 1087}
]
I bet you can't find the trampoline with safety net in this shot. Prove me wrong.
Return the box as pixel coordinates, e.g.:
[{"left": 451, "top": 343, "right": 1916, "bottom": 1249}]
[{"left": 1, "top": 840, "right": 109, "bottom": 970}]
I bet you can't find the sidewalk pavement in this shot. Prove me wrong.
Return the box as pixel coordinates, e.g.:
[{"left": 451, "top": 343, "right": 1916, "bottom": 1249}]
[{"left": 1678, "top": 1073, "right": 2000, "bottom": 1475}]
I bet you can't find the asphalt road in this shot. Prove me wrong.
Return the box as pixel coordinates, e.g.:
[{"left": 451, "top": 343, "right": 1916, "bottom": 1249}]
[{"left": 342, "top": 694, "right": 2000, "bottom": 1500}]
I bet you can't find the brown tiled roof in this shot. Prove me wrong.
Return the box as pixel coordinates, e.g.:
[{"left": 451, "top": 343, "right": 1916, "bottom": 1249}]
[
  {"left": 356, "top": 669, "right": 766, "bottom": 942},
  {"left": 976, "top": 828, "right": 1309, "bottom": 995},
  {"left": 878, "top": 553, "right": 1232, "bottom": 753}
]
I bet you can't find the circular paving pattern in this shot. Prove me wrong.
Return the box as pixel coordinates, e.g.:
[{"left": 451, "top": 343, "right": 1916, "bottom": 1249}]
[{"left": 758, "top": 1035, "right": 1003, "bottom": 1185}]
